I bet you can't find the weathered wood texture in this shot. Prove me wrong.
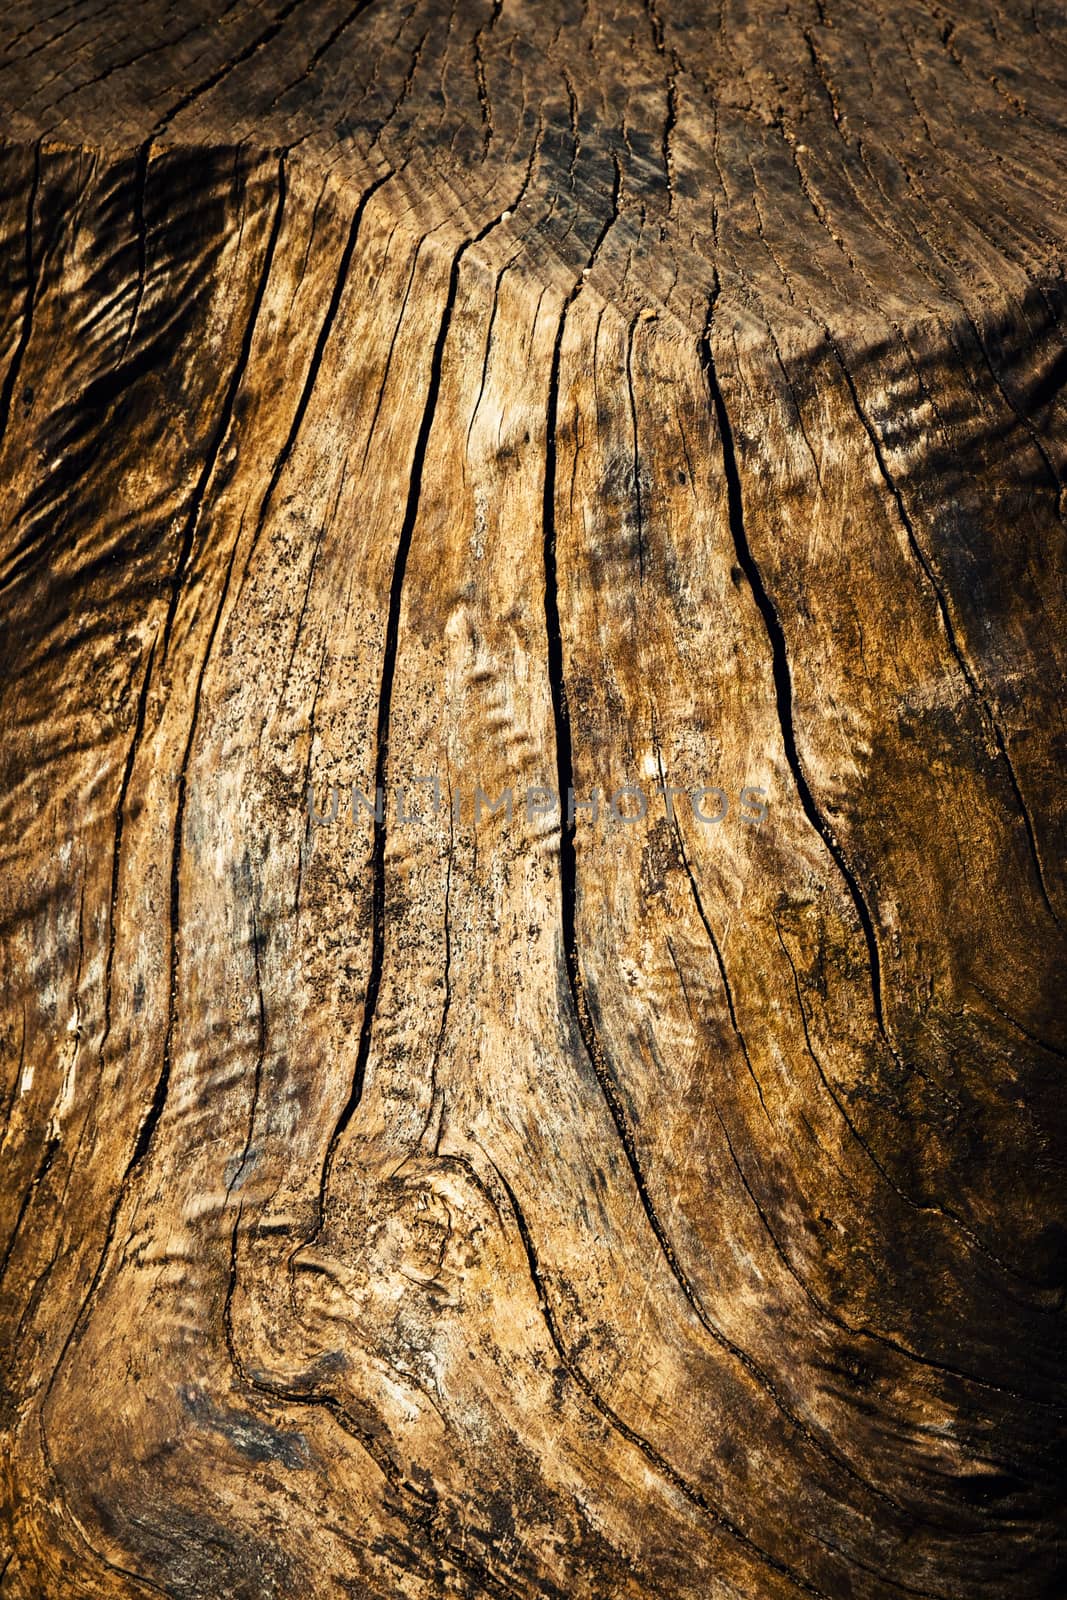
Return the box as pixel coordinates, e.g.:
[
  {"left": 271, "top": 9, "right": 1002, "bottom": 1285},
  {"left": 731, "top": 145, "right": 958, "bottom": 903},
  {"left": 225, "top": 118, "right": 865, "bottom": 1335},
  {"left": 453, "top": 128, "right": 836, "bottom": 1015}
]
[{"left": 1, "top": 3, "right": 1065, "bottom": 1596}]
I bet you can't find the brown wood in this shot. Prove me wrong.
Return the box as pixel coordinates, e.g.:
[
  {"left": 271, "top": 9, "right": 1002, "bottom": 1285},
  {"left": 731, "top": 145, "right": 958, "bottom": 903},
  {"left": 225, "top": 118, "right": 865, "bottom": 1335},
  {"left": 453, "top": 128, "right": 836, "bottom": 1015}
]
[{"left": 1, "top": 3, "right": 1065, "bottom": 1596}]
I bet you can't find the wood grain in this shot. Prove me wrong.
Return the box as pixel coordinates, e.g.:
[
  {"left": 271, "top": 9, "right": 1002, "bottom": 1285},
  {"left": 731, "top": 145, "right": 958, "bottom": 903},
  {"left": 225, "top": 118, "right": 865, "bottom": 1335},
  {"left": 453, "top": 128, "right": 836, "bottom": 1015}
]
[{"left": 0, "top": 3, "right": 1065, "bottom": 1596}]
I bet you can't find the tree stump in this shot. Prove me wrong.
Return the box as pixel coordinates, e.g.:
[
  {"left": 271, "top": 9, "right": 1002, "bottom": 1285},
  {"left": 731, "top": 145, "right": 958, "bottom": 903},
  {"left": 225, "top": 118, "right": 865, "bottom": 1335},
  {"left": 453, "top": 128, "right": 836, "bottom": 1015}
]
[{"left": 1, "top": 3, "right": 1065, "bottom": 1597}]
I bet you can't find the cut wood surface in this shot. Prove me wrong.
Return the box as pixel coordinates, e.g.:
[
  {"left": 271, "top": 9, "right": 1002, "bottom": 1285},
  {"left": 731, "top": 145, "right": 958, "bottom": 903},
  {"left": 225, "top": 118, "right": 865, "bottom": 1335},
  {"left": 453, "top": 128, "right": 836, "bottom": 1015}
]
[{"left": 1, "top": 3, "right": 1065, "bottom": 1596}]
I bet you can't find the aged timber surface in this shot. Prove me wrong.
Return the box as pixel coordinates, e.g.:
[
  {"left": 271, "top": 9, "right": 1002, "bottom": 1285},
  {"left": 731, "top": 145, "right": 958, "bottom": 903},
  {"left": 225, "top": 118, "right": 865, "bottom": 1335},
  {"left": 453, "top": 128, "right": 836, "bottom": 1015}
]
[{"left": 0, "top": 2, "right": 1065, "bottom": 1597}]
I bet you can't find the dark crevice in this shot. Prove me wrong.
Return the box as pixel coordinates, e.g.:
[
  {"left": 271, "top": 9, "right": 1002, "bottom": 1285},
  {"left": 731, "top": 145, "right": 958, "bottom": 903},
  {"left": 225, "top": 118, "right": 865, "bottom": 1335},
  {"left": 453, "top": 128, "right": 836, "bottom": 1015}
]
[
  {"left": 265, "top": 0, "right": 382, "bottom": 113},
  {"left": 39, "top": 158, "right": 289, "bottom": 1453},
  {"left": 624, "top": 309, "right": 645, "bottom": 580},
  {"left": 367, "top": 27, "right": 429, "bottom": 158},
  {"left": 237, "top": 164, "right": 396, "bottom": 600},
  {"left": 545, "top": 159, "right": 691, "bottom": 1301},
  {"left": 150, "top": 0, "right": 312, "bottom": 137},
  {"left": 645, "top": 727, "right": 927, "bottom": 1510},
  {"left": 45, "top": 8, "right": 219, "bottom": 114},
  {"left": 3, "top": 0, "right": 100, "bottom": 64},
  {"left": 699, "top": 289, "right": 897, "bottom": 1065},
  {"left": 418, "top": 777, "right": 455, "bottom": 1151},
  {"left": 309, "top": 145, "right": 544, "bottom": 1239},
  {"left": 701, "top": 296, "right": 1049, "bottom": 1292},
  {"left": 0, "top": 1136, "right": 59, "bottom": 1286},
  {"left": 464, "top": 251, "right": 509, "bottom": 456},
  {"left": 473, "top": 29, "right": 493, "bottom": 156},
  {"left": 541, "top": 173, "right": 907, "bottom": 1511},
  {"left": 967, "top": 978, "right": 1067, "bottom": 1061},
  {"left": 662, "top": 54, "right": 679, "bottom": 216}
]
